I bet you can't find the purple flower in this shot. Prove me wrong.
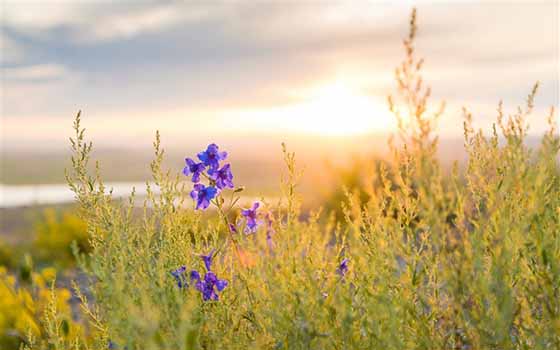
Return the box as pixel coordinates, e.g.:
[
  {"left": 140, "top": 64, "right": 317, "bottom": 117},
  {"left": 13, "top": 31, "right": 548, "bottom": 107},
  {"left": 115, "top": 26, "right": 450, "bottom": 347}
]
[
  {"left": 190, "top": 184, "right": 218, "bottom": 210},
  {"left": 215, "top": 278, "right": 228, "bottom": 292},
  {"left": 191, "top": 270, "right": 228, "bottom": 301},
  {"left": 200, "top": 250, "right": 215, "bottom": 271},
  {"left": 208, "top": 164, "right": 234, "bottom": 189},
  {"left": 241, "top": 202, "right": 261, "bottom": 233},
  {"left": 171, "top": 265, "right": 188, "bottom": 288},
  {"left": 197, "top": 143, "right": 227, "bottom": 171},
  {"left": 337, "top": 258, "right": 349, "bottom": 277},
  {"left": 183, "top": 158, "right": 206, "bottom": 183},
  {"left": 228, "top": 223, "right": 238, "bottom": 234},
  {"left": 172, "top": 254, "right": 228, "bottom": 301},
  {"left": 190, "top": 270, "right": 200, "bottom": 281},
  {"left": 188, "top": 249, "right": 228, "bottom": 301}
]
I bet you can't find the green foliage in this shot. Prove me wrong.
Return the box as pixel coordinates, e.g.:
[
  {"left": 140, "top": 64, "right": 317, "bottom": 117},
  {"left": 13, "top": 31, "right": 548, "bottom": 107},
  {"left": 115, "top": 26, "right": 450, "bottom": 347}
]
[{"left": 18, "top": 8, "right": 560, "bottom": 350}]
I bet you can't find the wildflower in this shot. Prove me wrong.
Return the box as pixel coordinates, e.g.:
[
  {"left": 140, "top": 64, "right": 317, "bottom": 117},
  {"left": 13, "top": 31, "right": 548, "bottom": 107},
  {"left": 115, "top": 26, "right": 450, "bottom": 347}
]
[
  {"left": 191, "top": 271, "right": 229, "bottom": 301},
  {"left": 208, "top": 163, "right": 234, "bottom": 189},
  {"left": 200, "top": 250, "right": 215, "bottom": 271},
  {"left": 337, "top": 258, "right": 349, "bottom": 277},
  {"left": 197, "top": 143, "right": 227, "bottom": 170},
  {"left": 183, "top": 158, "right": 206, "bottom": 183},
  {"left": 215, "top": 276, "right": 228, "bottom": 291},
  {"left": 173, "top": 250, "right": 228, "bottom": 300},
  {"left": 241, "top": 201, "right": 261, "bottom": 233},
  {"left": 228, "top": 223, "right": 238, "bottom": 234},
  {"left": 190, "top": 250, "right": 228, "bottom": 301},
  {"left": 171, "top": 265, "right": 188, "bottom": 288},
  {"left": 190, "top": 270, "right": 200, "bottom": 281},
  {"left": 190, "top": 184, "right": 218, "bottom": 210}
]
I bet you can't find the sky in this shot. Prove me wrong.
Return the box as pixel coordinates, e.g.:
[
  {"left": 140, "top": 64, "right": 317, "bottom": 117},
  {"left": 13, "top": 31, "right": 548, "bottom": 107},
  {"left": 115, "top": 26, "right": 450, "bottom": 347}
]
[{"left": 1, "top": 1, "right": 559, "bottom": 153}]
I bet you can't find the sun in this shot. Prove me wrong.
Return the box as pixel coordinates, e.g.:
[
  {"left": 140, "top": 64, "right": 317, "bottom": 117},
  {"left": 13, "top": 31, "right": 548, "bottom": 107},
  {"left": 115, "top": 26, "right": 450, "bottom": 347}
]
[
  {"left": 227, "top": 81, "right": 394, "bottom": 136},
  {"left": 260, "top": 81, "right": 394, "bottom": 136},
  {"left": 292, "top": 82, "right": 393, "bottom": 136}
]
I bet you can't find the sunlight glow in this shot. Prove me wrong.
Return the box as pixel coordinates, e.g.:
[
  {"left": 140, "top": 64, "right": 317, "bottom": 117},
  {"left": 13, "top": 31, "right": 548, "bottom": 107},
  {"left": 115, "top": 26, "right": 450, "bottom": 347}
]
[
  {"left": 291, "top": 82, "right": 393, "bottom": 135},
  {"left": 232, "top": 81, "right": 395, "bottom": 136}
]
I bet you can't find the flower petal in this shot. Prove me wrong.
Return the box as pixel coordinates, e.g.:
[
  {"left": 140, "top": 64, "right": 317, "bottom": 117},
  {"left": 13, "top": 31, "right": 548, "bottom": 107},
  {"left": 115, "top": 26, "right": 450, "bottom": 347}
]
[
  {"left": 190, "top": 270, "right": 201, "bottom": 282},
  {"left": 216, "top": 279, "right": 228, "bottom": 291}
]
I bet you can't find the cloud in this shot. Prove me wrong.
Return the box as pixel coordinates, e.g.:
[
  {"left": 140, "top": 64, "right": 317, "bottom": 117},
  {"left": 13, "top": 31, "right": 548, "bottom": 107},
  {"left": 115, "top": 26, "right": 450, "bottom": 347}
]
[
  {"left": 86, "top": 5, "right": 202, "bottom": 42},
  {"left": 2, "top": 1, "right": 86, "bottom": 30},
  {"left": 2, "top": 2, "right": 203, "bottom": 41},
  {"left": 3, "top": 63, "right": 69, "bottom": 81},
  {"left": 0, "top": 33, "right": 25, "bottom": 64},
  {"left": 1, "top": 1, "right": 557, "bottom": 151}
]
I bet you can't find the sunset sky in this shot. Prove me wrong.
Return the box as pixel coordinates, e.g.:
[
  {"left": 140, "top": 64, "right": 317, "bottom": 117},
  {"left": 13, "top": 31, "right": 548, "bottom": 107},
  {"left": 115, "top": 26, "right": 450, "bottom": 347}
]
[{"left": 1, "top": 1, "right": 558, "bottom": 152}]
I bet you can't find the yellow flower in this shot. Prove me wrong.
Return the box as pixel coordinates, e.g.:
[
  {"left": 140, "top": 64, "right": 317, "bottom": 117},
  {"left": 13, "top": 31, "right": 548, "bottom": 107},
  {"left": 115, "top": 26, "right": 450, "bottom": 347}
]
[{"left": 41, "top": 267, "right": 57, "bottom": 283}]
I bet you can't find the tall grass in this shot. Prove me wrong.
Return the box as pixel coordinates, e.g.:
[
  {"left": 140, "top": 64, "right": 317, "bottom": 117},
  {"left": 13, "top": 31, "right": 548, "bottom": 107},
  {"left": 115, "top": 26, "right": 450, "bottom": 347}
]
[{"left": 2, "top": 8, "right": 558, "bottom": 350}]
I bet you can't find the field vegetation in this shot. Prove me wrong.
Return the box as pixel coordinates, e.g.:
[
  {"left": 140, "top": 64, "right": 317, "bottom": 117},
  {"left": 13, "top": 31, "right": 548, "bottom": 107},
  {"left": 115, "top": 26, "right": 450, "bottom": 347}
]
[{"left": 1, "top": 9, "right": 558, "bottom": 350}]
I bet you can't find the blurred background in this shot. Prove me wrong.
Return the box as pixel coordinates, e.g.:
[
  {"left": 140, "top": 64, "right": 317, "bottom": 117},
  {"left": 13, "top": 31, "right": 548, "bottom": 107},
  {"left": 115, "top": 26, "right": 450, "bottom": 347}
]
[{"left": 0, "top": 1, "right": 558, "bottom": 254}]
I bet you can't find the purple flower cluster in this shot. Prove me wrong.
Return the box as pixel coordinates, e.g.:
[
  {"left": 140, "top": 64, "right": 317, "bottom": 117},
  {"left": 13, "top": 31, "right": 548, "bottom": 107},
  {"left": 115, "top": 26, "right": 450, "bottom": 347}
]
[
  {"left": 191, "top": 270, "right": 228, "bottom": 301},
  {"left": 171, "top": 250, "right": 228, "bottom": 301},
  {"left": 184, "top": 144, "right": 233, "bottom": 210}
]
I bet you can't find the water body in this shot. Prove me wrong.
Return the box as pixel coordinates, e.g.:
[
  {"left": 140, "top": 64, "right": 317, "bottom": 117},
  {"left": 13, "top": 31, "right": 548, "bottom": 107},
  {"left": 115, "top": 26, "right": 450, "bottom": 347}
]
[
  {"left": 0, "top": 183, "right": 269, "bottom": 208},
  {"left": 0, "top": 182, "right": 154, "bottom": 208}
]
